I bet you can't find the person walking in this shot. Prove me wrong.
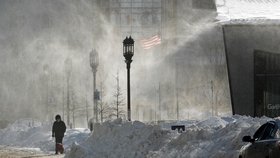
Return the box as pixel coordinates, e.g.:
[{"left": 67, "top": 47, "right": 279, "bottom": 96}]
[{"left": 52, "top": 114, "right": 66, "bottom": 154}]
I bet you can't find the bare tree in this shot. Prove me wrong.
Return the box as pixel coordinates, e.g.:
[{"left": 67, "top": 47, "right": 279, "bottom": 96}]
[
  {"left": 98, "top": 81, "right": 111, "bottom": 122},
  {"left": 110, "top": 72, "right": 126, "bottom": 119},
  {"left": 70, "top": 88, "right": 77, "bottom": 128},
  {"left": 99, "top": 102, "right": 112, "bottom": 121}
]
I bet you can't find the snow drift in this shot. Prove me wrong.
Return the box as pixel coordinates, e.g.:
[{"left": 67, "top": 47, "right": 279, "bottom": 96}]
[
  {"left": 0, "top": 116, "right": 274, "bottom": 157},
  {"left": 216, "top": 0, "right": 280, "bottom": 21},
  {"left": 66, "top": 116, "right": 273, "bottom": 158},
  {"left": 0, "top": 119, "right": 90, "bottom": 152},
  {"left": 66, "top": 119, "right": 171, "bottom": 158}
]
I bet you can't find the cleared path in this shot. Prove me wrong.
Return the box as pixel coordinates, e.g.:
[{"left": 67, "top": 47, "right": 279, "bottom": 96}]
[{"left": 0, "top": 146, "right": 64, "bottom": 158}]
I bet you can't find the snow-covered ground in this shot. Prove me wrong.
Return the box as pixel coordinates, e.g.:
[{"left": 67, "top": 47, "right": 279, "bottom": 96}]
[
  {"left": 66, "top": 115, "right": 273, "bottom": 158},
  {"left": 0, "top": 146, "right": 43, "bottom": 158},
  {"left": 0, "top": 116, "right": 275, "bottom": 158},
  {"left": 216, "top": 0, "right": 280, "bottom": 22},
  {"left": 0, "top": 119, "right": 90, "bottom": 154}
]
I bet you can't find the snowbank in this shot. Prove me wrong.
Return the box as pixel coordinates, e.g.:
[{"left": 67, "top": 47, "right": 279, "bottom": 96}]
[
  {"left": 216, "top": 0, "right": 280, "bottom": 21},
  {"left": 66, "top": 119, "right": 171, "bottom": 158},
  {"left": 66, "top": 115, "right": 273, "bottom": 158},
  {"left": 151, "top": 115, "right": 272, "bottom": 158},
  {"left": 0, "top": 119, "right": 90, "bottom": 152}
]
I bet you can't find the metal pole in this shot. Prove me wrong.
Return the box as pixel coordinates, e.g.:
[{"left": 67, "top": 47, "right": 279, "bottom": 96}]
[
  {"left": 67, "top": 76, "right": 70, "bottom": 126},
  {"left": 158, "top": 82, "right": 161, "bottom": 120},
  {"left": 72, "top": 108, "right": 75, "bottom": 128},
  {"left": 72, "top": 99, "right": 75, "bottom": 128},
  {"left": 117, "top": 76, "right": 119, "bottom": 118},
  {"left": 46, "top": 76, "right": 49, "bottom": 122},
  {"left": 211, "top": 80, "right": 214, "bottom": 116},
  {"left": 62, "top": 85, "right": 64, "bottom": 121},
  {"left": 176, "top": 62, "right": 179, "bottom": 120},
  {"left": 86, "top": 94, "right": 89, "bottom": 124},
  {"left": 155, "top": 85, "right": 157, "bottom": 122},
  {"left": 127, "top": 66, "right": 131, "bottom": 121},
  {"left": 100, "top": 82, "right": 103, "bottom": 123},
  {"left": 92, "top": 71, "right": 95, "bottom": 123},
  {"left": 94, "top": 72, "right": 98, "bottom": 123}
]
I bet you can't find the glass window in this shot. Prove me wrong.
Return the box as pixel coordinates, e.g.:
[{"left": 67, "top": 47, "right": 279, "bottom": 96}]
[
  {"left": 253, "top": 123, "right": 267, "bottom": 140},
  {"left": 253, "top": 121, "right": 278, "bottom": 141},
  {"left": 261, "top": 123, "right": 276, "bottom": 140}
]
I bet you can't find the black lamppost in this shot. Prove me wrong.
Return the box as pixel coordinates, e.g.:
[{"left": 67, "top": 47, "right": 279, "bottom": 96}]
[
  {"left": 64, "top": 58, "right": 72, "bottom": 126},
  {"left": 123, "top": 36, "right": 134, "bottom": 121},
  {"left": 90, "top": 49, "right": 99, "bottom": 123}
]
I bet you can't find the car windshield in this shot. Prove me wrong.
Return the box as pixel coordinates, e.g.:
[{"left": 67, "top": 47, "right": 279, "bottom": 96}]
[{"left": 253, "top": 121, "right": 278, "bottom": 141}]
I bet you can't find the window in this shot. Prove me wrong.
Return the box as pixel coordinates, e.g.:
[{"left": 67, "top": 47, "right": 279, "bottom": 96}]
[{"left": 253, "top": 121, "right": 278, "bottom": 141}]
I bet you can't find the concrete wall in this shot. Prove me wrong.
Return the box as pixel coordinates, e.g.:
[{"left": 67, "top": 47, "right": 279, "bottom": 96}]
[{"left": 223, "top": 24, "right": 280, "bottom": 116}]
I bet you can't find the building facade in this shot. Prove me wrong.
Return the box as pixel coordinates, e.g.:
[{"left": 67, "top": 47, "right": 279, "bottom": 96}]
[
  {"left": 223, "top": 23, "right": 280, "bottom": 117},
  {"left": 95, "top": 0, "right": 178, "bottom": 40}
]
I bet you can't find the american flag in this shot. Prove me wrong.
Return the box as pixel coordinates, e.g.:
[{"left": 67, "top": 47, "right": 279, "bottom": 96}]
[{"left": 140, "top": 35, "right": 161, "bottom": 50}]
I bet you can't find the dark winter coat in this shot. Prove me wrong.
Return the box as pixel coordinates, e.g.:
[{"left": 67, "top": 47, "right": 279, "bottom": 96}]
[{"left": 52, "top": 121, "right": 66, "bottom": 138}]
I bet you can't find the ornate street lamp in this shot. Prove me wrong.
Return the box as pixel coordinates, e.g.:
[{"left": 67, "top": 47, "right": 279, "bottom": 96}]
[
  {"left": 123, "top": 36, "right": 134, "bottom": 121},
  {"left": 90, "top": 49, "right": 99, "bottom": 123}
]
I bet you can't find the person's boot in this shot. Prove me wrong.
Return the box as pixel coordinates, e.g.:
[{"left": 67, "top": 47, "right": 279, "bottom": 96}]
[
  {"left": 55, "top": 144, "right": 58, "bottom": 154},
  {"left": 61, "top": 144, "right": 64, "bottom": 154}
]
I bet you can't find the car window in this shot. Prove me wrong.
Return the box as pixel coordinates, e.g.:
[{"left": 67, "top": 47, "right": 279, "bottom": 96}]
[
  {"left": 261, "top": 122, "right": 276, "bottom": 140},
  {"left": 253, "top": 123, "right": 267, "bottom": 140},
  {"left": 253, "top": 121, "right": 277, "bottom": 141}
]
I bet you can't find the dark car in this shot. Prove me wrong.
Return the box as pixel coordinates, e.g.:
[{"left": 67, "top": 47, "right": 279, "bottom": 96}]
[{"left": 239, "top": 120, "right": 280, "bottom": 158}]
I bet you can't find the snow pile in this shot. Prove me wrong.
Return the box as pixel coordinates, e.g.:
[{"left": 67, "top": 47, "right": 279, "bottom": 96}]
[
  {"left": 0, "top": 119, "right": 43, "bottom": 146},
  {"left": 0, "top": 119, "right": 90, "bottom": 152},
  {"left": 195, "top": 116, "right": 228, "bottom": 129},
  {"left": 158, "top": 120, "right": 198, "bottom": 130},
  {"left": 216, "top": 0, "right": 280, "bottom": 22},
  {"left": 66, "top": 118, "right": 171, "bottom": 158},
  {"left": 152, "top": 115, "right": 271, "bottom": 158},
  {"left": 66, "top": 115, "right": 272, "bottom": 158}
]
